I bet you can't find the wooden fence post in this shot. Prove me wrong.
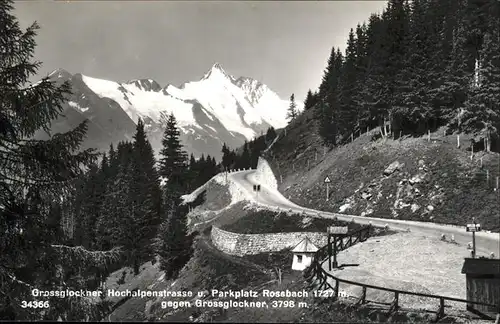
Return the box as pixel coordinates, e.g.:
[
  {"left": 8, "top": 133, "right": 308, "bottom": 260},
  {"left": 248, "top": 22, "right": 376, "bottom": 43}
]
[
  {"left": 487, "top": 169, "right": 490, "bottom": 183},
  {"left": 436, "top": 297, "right": 445, "bottom": 321},
  {"left": 357, "top": 286, "right": 366, "bottom": 305},
  {"left": 389, "top": 292, "right": 399, "bottom": 313},
  {"left": 480, "top": 157, "right": 483, "bottom": 168},
  {"left": 334, "top": 280, "right": 339, "bottom": 299},
  {"left": 496, "top": 176, "right": 499, "bottom": 191}
]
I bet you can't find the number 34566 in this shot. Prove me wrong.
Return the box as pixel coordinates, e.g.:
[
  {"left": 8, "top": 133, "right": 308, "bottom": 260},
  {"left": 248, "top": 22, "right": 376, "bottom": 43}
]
[{"left": 21, "top": 300, "right": 50, "bottom": 308}]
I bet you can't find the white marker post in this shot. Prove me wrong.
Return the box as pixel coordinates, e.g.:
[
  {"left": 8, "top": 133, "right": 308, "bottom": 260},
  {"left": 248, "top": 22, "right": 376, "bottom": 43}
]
[
  {"left": 466, "top": 218, "right": 481, "bottom": 258},
  {"left": 324, "top": 176, "right": 331, "bottom": 201}
]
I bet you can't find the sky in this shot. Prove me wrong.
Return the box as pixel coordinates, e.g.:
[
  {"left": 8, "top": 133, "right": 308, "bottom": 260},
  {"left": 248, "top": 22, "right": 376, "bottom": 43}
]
[{"left": 14, "top": 0, "right": 387, "bottom": 101}]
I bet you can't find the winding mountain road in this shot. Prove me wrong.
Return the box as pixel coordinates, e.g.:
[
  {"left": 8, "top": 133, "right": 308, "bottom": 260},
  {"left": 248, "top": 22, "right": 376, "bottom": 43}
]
[{"left": 229, "top": 169, "right": 500, "bottom": 259}]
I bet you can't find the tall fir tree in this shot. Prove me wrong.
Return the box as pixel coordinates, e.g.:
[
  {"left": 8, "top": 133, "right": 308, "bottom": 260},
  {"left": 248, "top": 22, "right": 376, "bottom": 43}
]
[
  {"left": 394, "top": 0, "right": 434, "bottom": 135},
  {"left": 221, "top": 143, "right": 232, "bottom": 171},
  {"left": 156, "top": 196, "right": 190, "bottom": 280},
  {"left": 159, "top": 113, "right": 188, "bottom": 198},
  {"left": 303, "top": 89, "right": 315, "bottom": 110},
  {"left": 338, "top": 28, "right": 360, "bottom": 139},
  {"left": 286, "top": 93, "right": 298, "bottom": 122},
  {"left": 240, "top": 141, "right": 251, "bottom": 169},
  {"left": 435, "top": 16, "right": 473, "bottom": 134},
  {"left": 0, "top": 1, "right": 121, "bottom": 320},
  {"left": 462, "top": 28, "right": 500, "bottom": 151},
  {"left": 125, "top": 119, "right": 162, "bottom": 273},
  {"left": 318, "top": 47, "right": 338, "bottom": 98},
  {"left": 316, "top": 47, "right": 343, "bottom": 146}
]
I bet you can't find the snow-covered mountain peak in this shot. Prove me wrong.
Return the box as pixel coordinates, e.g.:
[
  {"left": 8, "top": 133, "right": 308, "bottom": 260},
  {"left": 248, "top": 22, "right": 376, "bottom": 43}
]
[
  {"left": 234, "top": 76, "right": 270, "bottom": 105},
  {"left": 126, "top": 78, "right": 162, "bottom": 92},
  {"left": 201, "top": 62, "right": 233, "bottom": 81},
  {"left": 48, "top": 68, "right": 72, "bottom": 80},
  {"left": 48, "top": 64, "right": 298, "bottom": 160}
]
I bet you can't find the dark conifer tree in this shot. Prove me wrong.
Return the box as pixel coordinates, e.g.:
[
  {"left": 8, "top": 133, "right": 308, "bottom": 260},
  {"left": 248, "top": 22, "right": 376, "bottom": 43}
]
[
  {"left": 317, "top": 48, "right": 343, "bottom": 145},
  {"left": 156, "top": 196, "right": 189, "bottom": 279},
  {"left": 462, "top": 28, "right": 500, "bottom": 151},
  {"left": 221, "top": 143, "right": 232, "bottom": 171},
  {"left": 241, "top": 141, "right": 251, "bottom": 169},
  {"left": 394, "top": 0, "right": 433, "bottom": 136},
  {"left": 318, "top": 47, "right": 338, "bottom": 99},
  {"left": 0, "top": 1, "right": 120, "bottom": 319},
  {"left": 159, "top": 113, "right": 188, "bottom": 197},
  {"left": 435, "top": 17, "right": 473, "bottom": 135},
  {"left": 359, "top": 13, "right": 391, "bottom": 134},
  {"left": 123, "top": 119, "right": 162, "bottom": 273},
  {"left": 304, "top": 89, "right": 315, "bottom": 110},
  {"left": 384, "top": 0, "right": 411, "bottom": 135},
  {"left": 265, "top": 126, "right": 277, "bottom": 144},
  {"left": 73, "top": 163, "right": 104, "bottom": 249},
  {"left": 286, "top": 93, "right": 298, "bottom": 121}
]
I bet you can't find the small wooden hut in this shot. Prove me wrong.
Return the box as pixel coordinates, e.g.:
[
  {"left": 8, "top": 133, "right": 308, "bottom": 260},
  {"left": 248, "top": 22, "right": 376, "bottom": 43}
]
[{"left": 461, "top": 257, "right": 500, "bottom": 319}]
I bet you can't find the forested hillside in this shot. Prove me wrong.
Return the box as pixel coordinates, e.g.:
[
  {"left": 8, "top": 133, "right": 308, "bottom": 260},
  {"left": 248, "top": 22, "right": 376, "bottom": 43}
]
[
  {"left": 0, "top": 1, "right": 219, "bottom": 318},
  {"left": 265, "top": 0, "right": 500, "bottom": 231},
  {"left": 302, "top": 0, "right": 499, "bottom": 152},
  {"left": 219, "top": 126, "right": 277, "bottom": 171}
]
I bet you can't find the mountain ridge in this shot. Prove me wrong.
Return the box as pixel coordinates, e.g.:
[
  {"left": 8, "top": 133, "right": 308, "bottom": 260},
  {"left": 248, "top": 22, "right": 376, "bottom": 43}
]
[{"left": 40, "top": 64, "right": 301, "bottom": 160}]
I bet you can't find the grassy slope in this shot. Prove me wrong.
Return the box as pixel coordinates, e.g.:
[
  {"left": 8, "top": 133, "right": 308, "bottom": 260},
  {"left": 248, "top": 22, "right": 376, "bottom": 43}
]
[{"left": 266, "top": 108, "right": 500, "bottom": 231}]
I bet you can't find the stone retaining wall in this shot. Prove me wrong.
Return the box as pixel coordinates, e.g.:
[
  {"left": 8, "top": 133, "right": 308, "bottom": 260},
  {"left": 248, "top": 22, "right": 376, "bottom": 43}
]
[{"left": 211, "top": 226, "right": 327, "bottom": 257}]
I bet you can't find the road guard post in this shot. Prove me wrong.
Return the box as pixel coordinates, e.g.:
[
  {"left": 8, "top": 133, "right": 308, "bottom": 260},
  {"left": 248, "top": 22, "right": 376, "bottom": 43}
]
[{"left": 327, "top": 226, "right": 348, "bottom": 270}]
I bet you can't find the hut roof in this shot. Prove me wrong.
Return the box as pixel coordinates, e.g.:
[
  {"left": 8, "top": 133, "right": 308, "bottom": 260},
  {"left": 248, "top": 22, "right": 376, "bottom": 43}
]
[
  {"left": 292, "top": 237, "right": 318, "bottom": 253},
  {"left": 461, "top": 258, "right": 500, "bottom": 275}
]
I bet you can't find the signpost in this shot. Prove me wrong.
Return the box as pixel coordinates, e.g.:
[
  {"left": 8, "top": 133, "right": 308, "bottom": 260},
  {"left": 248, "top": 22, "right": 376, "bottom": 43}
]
[
  {"left": 328, "top": 226, "right": 348, "bottom": 235},
  {"left": 466, "top": 218, "right": 481, "bottom": 258},
  {"left": 327, "top": 226, "right": 348, "bottom": 270},
  {"left": 324, "top": 176, "right": 331, "bottom": 201}
]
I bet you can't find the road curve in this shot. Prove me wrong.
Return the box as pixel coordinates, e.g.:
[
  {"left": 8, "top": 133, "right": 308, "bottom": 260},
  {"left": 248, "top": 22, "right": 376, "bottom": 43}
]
[{"left": 229, "top": 170, "right": 500, "bottom": 259}]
